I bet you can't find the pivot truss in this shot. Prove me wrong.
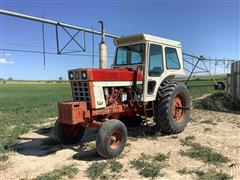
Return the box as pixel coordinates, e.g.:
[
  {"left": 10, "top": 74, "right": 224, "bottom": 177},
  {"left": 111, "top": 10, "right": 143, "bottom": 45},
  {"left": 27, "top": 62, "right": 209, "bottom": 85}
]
[{"left": 182, "top": 53, "right": 237, "bottom": 88}]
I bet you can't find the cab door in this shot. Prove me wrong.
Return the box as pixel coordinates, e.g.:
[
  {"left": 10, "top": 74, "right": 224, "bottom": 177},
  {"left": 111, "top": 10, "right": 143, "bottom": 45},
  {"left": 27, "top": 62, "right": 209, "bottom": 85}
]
[{"left": 143, "top": 43, "right": 165, "bottom": 102}]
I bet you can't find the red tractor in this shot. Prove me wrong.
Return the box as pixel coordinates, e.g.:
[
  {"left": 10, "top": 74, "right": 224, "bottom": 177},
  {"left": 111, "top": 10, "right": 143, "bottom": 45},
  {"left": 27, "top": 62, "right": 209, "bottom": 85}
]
[{"left": 54, "top": 34, "right": 191, "bottom": 158}]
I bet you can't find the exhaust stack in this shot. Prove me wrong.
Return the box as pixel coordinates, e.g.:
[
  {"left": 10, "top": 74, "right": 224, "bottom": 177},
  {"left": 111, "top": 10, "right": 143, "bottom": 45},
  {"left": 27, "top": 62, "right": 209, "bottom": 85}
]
[{"left": 99, "top": 21, "right": 108, "bottom": 69}]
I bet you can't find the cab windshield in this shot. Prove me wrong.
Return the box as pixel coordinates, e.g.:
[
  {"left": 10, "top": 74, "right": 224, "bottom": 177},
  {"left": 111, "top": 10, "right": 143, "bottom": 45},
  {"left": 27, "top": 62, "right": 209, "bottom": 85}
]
[{"left": 115, "top": 44, "right": 145, "bottom": 65}]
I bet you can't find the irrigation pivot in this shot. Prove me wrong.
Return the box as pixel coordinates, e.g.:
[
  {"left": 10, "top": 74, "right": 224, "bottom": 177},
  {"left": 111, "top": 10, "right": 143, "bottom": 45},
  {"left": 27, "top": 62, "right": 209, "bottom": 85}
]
[{"left": 0, "top": 9, "right": 119, "bottom": 69}]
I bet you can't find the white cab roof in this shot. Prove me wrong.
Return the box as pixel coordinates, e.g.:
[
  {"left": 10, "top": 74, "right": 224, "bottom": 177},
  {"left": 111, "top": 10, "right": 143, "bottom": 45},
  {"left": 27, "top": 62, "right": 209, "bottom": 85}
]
[{"left": 114, "top": 33, "right": 181, "bottom": 48}]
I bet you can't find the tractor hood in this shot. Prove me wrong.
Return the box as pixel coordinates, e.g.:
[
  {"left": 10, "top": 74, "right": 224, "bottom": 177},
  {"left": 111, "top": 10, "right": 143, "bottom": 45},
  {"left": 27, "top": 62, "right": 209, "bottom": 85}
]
[{"left": 68, "top": 68, "right": 143, "bottom": 81}]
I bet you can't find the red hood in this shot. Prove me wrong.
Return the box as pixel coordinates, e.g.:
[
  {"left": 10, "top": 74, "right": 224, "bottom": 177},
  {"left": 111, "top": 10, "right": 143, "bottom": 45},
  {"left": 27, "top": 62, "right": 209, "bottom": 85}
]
[{"left": 85, "top": 68, "right": 143, "bottom": 81}]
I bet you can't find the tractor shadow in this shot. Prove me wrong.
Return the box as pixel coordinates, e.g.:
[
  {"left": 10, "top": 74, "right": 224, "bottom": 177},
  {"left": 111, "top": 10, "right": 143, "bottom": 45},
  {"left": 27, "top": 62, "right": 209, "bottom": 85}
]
[
  {"left": 72, "top": 125, "right": 164, "bottom": 161},
  {"left": 12, "top": 126, "right": 99, "bottom": 159},
  {"left": 12, "top": 123, "right": 163, "bottom": 161}
]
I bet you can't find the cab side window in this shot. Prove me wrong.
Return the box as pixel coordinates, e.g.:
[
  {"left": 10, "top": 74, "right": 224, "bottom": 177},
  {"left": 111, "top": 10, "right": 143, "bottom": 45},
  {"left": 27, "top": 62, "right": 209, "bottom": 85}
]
[
  {"left": 148, "top": 44, "right": 163, "bottom": 77},
  {"left": 165, "top": 47, "right": 180, "bottom": 69}
]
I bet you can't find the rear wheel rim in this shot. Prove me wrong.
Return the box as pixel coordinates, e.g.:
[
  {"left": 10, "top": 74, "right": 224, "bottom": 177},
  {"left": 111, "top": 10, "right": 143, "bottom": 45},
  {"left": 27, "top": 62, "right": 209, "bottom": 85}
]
[
  {"left": 108, "top": 130, "right": 122, "bottom": 149},
  {"left": 62, "top": 124, "right": 80, "bottom": 138},
  {"left": 172, "top": 94, "right": 186, "bottom": 123}
]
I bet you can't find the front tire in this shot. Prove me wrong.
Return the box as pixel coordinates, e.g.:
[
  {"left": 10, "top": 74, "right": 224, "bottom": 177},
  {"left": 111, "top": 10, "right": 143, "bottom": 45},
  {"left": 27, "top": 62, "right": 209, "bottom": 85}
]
[
  {"left": 96, "top": 120, "right": 127, "bottom": 158},
  {"left": 154, "top": 81, "right": 191, "bottom": 134},
  {"left": 54, "top": 121, "right": 85, "bottom": 145}
]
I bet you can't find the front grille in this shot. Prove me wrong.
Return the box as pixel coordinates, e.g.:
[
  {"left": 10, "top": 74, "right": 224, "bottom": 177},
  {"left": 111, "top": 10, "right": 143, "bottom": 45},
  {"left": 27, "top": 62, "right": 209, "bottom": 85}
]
[{"left": 71, "top": 81, "right": 90, "bottom": 108}]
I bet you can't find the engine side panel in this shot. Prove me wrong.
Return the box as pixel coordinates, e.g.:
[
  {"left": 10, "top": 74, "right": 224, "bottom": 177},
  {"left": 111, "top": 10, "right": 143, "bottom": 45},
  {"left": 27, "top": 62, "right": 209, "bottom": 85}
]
[{"left": 92, "top": 81, "right": 133, "bottom": 109}]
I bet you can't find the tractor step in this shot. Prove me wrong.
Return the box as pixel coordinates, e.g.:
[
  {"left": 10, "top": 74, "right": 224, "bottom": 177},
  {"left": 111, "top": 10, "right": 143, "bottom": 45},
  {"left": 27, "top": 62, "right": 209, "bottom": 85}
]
[{"left": 143, "top": 102, "right": 155, "bottom": 125}]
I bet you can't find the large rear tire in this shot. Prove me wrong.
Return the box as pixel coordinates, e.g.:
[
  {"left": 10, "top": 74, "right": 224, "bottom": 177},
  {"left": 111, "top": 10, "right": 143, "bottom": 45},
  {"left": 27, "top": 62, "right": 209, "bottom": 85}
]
[
  {"left": 154, "top": 81, "right": 191, "bottom": 134},
  {"left": 54, "top": 121, "right": 85, "bottom": 145},
  {"left": 96, "top": 120, "right": 127, "bottom": 158}
]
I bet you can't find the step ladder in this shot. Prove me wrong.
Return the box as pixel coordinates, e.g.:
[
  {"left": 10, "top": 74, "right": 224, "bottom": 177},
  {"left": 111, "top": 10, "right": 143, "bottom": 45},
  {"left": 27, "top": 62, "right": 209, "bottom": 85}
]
[{"left": 143, "top": 101, "right": 155, "bottom": 125}]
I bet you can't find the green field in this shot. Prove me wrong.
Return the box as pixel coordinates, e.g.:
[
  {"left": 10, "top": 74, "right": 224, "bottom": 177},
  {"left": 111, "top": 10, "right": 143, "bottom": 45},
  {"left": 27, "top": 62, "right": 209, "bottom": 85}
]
[
  {"left": 0, "top": 83, "right": 71, "bottom": 152},
  {"left": 187, "top": 79, "right": 225, "bottom": 99},
  {"left": 0, "top": 79, "right": 225, "bottom": 154}
]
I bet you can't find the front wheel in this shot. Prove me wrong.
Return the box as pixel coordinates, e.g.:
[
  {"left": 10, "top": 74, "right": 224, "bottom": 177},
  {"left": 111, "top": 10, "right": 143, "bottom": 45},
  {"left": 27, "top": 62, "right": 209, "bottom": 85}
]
[
  {"left": 96, "top": 120, "right": 127, "bottom": 158},
  {"left": 54, "top": 121, "right": 85, "bottom": 145}
]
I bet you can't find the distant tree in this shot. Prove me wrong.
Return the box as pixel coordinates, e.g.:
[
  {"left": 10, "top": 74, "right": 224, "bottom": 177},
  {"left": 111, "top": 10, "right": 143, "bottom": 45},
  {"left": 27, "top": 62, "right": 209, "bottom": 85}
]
[
  {"left": 8, "top": 77, "right": 13, "bottom": 81},
  {"left": 58, "top": 77, "right": 63, "bottom": 83}
]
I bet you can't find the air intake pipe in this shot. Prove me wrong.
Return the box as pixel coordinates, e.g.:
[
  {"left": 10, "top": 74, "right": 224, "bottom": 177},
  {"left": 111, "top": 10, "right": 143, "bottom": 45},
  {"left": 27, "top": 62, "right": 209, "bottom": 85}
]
[{"left": 99, "top": 21, "right": 108, "bottom": 69}]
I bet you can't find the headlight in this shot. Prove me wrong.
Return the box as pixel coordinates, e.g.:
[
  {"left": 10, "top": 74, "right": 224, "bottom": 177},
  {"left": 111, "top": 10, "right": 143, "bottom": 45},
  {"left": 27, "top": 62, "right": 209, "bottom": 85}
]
[
  {"left": 69, "top": 71, "right": 74, "bottom": 80},
  {"left": 81, "top": 71, "right": 87, "bottom": 80}
]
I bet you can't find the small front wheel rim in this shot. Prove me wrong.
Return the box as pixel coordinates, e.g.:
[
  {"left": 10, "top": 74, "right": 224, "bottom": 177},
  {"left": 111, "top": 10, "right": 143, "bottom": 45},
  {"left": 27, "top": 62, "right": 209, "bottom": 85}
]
[{"left": 108, "top": 130, "right": 122, "bottom": 150}]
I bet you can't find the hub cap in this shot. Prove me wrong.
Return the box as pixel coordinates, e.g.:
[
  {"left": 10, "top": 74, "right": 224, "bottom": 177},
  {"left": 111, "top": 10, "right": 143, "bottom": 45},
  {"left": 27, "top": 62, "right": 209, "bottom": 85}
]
[
  {"left": 108, "top": 130, "right": 121, "bottom": 149},
  {"left": 172, "top": 94, "right": 185, "bottom": 123}
]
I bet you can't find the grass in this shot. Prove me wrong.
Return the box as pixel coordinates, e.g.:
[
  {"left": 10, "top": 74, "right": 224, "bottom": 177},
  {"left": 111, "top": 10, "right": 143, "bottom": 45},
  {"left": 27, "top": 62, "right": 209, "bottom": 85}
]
[
  {"left": 139, "top": 163, "right": 160, "bottom": 178},
  {"left": 180, "top": 136, "right": 230, "bottom": 164},
  {"left": 86, "top": 159, "right": 123, "bottom": 179},
  {"left": 200, "top": 92, "right": 240, "bottom": 111},
  {"left": 0, "top": 83, "right": 71, "bottom": 153},
  {"left": 196, "top": 171, "right": 232, "bottom": 180},
  {"left": 0, "top": 154, "right": 8, "bottom": 162},
  {"left": 214, "top": 92, "right": 240, "bottom": 111},
  {"left": 86, "top": 162, "right": 108, "bottom": 179},
  {"left": 130, "top": 152, "right": 169, "bottom": 178},
  {"left": 131, "top": 157, "right": 160, "bottom": 178},
  {"left": 131, "top": 153, "right": 151, "bottom": 170},
  {"left": 154, "top": 152, "right": 170, "bottom": 162},
  {"left": 37, "top": 164, "right": 79, "bottom": 180},
  {"left": 177, "top": 168, "right": 231, "bottom": 180},
  {"left": 187, "top": 78, "right": 226, "bottom": 99},
  {"left": 107, "top": 159, "right": 123, "bottom": 173}
]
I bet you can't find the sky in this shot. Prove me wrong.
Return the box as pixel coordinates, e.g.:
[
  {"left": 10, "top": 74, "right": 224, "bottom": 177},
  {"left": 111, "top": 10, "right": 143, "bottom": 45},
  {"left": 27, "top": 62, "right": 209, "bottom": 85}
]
[{"left": 0, "top": 0, "right": 239, "bottom": 80}]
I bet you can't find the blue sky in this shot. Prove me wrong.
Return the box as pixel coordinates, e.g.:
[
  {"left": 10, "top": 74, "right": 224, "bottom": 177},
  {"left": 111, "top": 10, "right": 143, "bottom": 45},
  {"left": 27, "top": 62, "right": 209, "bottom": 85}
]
[{"left": 0, "top": 0, "right": 239, "bottom": 80}]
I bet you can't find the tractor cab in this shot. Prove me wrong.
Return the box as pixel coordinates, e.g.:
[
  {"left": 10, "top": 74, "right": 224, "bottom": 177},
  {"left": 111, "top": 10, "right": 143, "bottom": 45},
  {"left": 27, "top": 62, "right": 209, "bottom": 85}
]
[{"left": 113, "top": 34, "right": 185, "bottom": 102}]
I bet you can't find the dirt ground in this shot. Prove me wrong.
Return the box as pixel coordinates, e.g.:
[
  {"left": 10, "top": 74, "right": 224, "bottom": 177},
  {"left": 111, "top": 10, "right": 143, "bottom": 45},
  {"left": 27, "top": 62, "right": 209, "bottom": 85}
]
[{"left": 1, "top": 99, "right": 240, "bottom": 180}]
